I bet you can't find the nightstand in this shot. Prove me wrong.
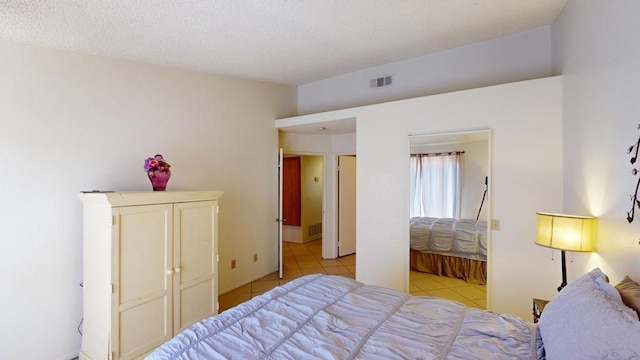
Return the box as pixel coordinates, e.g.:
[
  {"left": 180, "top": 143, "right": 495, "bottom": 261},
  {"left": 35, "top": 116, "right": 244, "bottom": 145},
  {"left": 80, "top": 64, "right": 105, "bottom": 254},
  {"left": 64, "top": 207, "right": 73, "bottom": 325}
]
[{"left": 532, "top": 298, "right": 550, "bottom": 323}]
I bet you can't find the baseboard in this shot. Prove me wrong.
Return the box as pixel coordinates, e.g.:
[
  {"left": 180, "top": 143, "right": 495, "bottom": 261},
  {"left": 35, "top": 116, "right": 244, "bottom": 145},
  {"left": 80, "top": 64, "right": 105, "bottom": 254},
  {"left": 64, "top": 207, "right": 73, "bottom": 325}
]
[
  {"left": 56, "top": 350, "right": 80, "bottom": 360},
  {"left": 219, "top": 268, "right": 279, "bottom": 295}
]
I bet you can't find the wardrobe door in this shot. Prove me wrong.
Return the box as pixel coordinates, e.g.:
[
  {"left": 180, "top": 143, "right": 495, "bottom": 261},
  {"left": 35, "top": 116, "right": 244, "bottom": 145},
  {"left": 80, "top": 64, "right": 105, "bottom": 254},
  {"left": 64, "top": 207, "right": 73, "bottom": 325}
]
[
  {"left": 173, "top": 201, "right": 217, "bottom": 333},
  {"left": 113, "top": 204, "right": 173, "bottom": 360}
]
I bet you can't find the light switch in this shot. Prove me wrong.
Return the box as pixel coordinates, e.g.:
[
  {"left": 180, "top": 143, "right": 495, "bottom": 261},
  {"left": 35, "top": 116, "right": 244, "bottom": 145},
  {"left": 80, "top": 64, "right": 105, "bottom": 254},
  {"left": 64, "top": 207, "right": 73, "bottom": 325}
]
[{"left": 491, "top": 219, "right": 500, "bottom": 231}]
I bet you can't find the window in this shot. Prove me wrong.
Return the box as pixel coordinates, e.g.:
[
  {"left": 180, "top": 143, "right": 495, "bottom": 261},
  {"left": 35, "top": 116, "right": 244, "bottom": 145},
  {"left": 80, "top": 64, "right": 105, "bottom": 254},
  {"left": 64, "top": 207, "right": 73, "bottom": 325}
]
[{"left": 410, "top": 152, "right": 463, "bottom": 218}]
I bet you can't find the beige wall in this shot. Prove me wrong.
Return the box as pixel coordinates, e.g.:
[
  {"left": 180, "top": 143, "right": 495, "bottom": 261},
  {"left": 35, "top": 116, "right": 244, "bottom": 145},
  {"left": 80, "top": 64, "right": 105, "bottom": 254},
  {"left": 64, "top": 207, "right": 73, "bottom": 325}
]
[
  {"left": 301, "top": 155, "right": 323, "bottom": 242},
  {"left": 0, "top": 39, "right": 296, "bottom": 360}
]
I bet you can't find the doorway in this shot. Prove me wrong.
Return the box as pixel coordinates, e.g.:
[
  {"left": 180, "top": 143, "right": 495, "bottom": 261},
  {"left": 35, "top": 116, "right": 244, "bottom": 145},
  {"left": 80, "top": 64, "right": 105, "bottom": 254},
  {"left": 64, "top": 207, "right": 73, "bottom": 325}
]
[
  {"left": 282, "top": 154, "right": 324, "bottom": 245},
  {"left": 408, "top": 130, "right": 490, "bottom": 308}
]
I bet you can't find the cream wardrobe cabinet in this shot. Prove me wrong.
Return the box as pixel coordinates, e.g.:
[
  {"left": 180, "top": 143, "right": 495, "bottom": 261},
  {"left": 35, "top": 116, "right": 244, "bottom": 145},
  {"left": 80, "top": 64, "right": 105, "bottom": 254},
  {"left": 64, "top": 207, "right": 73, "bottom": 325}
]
[{"left": 78, "top": 191, "right": 223, "bottom": 360}]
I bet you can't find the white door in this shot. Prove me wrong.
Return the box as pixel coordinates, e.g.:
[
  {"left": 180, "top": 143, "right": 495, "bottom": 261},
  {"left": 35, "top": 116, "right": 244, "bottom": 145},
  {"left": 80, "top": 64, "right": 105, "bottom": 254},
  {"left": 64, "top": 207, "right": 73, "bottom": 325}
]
[
  {"left": 338, "top": 155, "right": 356, "bottom": 257},
  {"left": 278, "top": 148, "right": 284, "bottom": 278}
]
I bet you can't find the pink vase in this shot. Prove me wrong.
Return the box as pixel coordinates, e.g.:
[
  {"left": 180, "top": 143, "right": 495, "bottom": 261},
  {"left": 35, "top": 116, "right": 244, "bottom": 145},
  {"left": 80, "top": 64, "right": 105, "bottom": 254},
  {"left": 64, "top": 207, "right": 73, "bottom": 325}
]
[{"left": 148, "top": 170, "right": 171, "bottom": 191}]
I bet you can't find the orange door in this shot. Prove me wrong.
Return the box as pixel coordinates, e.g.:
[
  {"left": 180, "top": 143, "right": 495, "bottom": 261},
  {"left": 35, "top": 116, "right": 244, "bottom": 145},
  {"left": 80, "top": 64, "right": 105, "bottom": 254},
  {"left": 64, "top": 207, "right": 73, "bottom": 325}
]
[{"left": 283, "top": 157, "right": 301, "bottom": 226}]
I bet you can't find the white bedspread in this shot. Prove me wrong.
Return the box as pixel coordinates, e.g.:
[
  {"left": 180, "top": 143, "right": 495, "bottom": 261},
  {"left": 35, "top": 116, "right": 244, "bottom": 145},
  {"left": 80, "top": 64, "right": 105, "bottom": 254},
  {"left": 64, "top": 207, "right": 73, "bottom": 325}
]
[
  {"left": 147, "top": 275, "right": 540, "bottom": 360},
  {"left": 410, "top": 217, "right": 488, "bottom": 261}
]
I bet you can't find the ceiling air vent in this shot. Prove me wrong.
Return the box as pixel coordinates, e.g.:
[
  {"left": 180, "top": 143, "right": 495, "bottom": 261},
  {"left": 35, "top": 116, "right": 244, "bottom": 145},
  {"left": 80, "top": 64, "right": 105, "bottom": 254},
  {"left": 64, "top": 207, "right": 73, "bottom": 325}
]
[{"left": 370, "top": 75, "right": 393, "bottom": 89}]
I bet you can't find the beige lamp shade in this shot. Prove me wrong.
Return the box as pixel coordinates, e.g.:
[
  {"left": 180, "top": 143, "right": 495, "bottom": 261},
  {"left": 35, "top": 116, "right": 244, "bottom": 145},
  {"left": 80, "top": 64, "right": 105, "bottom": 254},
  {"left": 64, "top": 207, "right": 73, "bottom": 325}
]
[{"left": 536, "top": 212, "right": 595, "bottom": 252}]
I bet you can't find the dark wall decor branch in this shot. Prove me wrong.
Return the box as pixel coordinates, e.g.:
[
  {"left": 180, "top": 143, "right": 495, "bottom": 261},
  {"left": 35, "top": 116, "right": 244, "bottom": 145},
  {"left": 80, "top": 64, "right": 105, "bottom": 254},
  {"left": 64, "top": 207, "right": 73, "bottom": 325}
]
[{"left": 627, "top": 124, "right": 640, "bottom": 222}]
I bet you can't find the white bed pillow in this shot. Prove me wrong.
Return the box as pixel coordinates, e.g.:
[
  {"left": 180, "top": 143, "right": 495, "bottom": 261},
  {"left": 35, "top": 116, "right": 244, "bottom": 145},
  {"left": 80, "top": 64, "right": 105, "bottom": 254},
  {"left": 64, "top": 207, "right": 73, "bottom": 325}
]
[{"left": 538, "top": 268, "right": 640, "bottom": 359}]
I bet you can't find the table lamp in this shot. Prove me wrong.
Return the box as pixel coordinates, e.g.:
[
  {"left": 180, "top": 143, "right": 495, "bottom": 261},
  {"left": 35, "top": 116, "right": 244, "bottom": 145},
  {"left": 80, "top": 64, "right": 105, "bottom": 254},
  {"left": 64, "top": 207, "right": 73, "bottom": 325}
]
[{"left": 536, "top": 212, "right": 596, "bottom": 291}]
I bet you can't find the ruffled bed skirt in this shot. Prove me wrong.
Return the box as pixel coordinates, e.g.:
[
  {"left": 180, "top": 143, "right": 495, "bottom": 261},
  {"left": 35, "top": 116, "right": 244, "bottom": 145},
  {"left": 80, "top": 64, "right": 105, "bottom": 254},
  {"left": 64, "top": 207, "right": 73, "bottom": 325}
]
[{"left": 410, "top": 249, "right": 487, "bottom": 285}]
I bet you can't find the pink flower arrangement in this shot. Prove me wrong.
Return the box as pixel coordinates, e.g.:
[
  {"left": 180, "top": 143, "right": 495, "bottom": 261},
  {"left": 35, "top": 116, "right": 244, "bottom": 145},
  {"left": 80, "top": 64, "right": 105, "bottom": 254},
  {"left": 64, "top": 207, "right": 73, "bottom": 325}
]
[{"left": 144, "top": 154, "right": 171, "bottom": 172}]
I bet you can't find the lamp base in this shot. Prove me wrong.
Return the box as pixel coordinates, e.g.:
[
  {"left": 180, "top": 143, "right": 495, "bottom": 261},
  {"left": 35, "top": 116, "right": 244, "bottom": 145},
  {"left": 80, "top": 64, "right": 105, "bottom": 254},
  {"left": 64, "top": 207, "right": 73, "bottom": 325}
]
[{"left": 557, "top": 250, "right": 567, "bottom": 292}]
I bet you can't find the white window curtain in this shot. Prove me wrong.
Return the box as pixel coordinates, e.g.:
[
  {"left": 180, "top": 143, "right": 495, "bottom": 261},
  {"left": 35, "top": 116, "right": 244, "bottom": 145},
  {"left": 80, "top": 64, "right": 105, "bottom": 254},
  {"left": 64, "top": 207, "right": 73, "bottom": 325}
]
[{"left": 410, "top": 152, "right": 463, "bottom": 218}]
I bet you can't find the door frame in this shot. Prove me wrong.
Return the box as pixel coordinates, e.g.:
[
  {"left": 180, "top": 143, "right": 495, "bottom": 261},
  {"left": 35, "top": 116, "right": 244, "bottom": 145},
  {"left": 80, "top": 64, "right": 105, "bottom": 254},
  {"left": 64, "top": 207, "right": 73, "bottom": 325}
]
[
  {"left": 407, "top": 128, "right": 492, "bottom": 306},
  {"left": 278, "top": 148, "right": 283, "bottom": 278}
]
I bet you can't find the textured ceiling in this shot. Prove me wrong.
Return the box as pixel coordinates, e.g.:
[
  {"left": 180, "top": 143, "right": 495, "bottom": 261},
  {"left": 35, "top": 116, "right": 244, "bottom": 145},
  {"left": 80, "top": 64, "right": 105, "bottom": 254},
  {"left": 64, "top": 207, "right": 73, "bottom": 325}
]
[{"left": 0, "top": 1, "right": 566, "bottom": 86}]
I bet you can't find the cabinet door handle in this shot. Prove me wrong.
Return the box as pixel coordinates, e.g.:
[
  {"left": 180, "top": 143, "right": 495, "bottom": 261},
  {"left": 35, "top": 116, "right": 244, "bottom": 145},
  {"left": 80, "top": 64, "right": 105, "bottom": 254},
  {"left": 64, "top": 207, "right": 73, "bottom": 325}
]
[
  {"left": 175, "top": 267, "right": 182, "bottom": 273},
  {"left": 167, "top": 269, "right": 174, "bottom": 275}
]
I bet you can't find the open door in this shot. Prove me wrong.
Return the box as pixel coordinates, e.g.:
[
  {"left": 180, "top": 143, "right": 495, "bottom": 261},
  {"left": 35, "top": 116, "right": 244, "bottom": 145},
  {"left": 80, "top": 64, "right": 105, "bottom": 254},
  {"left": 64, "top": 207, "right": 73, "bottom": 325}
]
[
  {"left": 338, "top": 155, "right": 356, "bottom": 257},
  {"left": 278, "top": 148, "right": 283, "bottom": 278}
]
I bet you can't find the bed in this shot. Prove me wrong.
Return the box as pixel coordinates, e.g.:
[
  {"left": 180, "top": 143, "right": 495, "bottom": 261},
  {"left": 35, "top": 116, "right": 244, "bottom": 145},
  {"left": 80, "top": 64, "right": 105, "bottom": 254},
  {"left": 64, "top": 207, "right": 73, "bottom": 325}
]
[
  {"left": 410, "top": 217, "right": 488, "bottom": 284},
  {"left": 146, "top": 269, "right": 640, "bottom": 359}
]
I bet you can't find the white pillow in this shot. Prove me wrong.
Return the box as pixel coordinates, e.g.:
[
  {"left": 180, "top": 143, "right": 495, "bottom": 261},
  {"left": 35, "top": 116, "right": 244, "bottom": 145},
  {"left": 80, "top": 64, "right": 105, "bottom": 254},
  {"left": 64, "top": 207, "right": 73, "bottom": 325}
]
[{"left": 538, "top": 268, "right": 640, "bottom": 359}]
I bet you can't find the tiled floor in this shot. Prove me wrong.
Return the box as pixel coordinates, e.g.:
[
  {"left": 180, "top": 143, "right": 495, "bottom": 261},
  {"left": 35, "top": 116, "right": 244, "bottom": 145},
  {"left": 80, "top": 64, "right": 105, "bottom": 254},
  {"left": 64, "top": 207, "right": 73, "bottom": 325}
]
[
  {"left": 219, "top": 239, "right": 355, "bottom": 312},
  {"left": 219, "top": 239, "right": 486, "bottom": 312},
  {"left": 408, "top": 269, "right": 486, "bottom": 309}
]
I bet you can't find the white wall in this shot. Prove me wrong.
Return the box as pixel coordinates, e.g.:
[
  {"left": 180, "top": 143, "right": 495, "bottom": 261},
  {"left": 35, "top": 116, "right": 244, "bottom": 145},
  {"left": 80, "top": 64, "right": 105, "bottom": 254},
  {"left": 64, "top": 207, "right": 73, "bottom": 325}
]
[
  {"left": 278, "top": 0, "right": 640, "bottom": 321},
  {"left": 356, "top": 77, "right": 563, "bottom": 319},
  {"left": 461, "top": 141, "right": 489, "bottom": 220},
  {"left": 551, "top": 1, "right": 640, "bottom": 281},
  {"left": 278, "top": 77, "right": 564, "bottom": 319},
  {"left": 0, "top": 39, "right": 296, "bottom": 360},
  {"left": 298, "top": 27, "right": 552, "bottom": 115}
]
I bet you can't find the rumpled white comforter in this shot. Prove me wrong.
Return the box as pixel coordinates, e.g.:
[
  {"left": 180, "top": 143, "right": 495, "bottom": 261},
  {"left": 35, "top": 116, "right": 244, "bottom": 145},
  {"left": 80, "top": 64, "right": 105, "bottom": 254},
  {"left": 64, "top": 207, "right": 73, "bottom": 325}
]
[
  {"left": 410, "top": 217, "right": 488, "bottom": 260},
  {"left": 147, "top": 274, "right": 540, "bottom": 360}
]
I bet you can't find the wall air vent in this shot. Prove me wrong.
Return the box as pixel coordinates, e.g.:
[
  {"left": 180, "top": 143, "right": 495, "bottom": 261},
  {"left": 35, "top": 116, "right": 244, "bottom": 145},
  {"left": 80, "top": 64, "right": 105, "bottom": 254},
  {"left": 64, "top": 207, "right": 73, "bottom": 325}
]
[
  {"left": 370, "top": 75, "right": 393, "bottom": 89},
  {"left": 308, "top": 223, "right": 322, "bottom": 238}
]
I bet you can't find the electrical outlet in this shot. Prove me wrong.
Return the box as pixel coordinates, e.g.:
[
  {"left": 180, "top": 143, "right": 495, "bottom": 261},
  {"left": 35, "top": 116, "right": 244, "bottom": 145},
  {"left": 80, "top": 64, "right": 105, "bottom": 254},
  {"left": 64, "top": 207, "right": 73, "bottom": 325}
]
[
  {"left": 253, "top": 253, "right": 258, "bottom": 262},
  {"left": 231, "top": 259, "right": 236, "bottom": 269}
]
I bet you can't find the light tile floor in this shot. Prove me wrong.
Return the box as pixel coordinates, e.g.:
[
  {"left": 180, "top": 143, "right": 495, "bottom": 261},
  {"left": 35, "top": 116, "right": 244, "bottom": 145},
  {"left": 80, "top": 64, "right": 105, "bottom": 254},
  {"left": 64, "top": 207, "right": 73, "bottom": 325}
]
[
  {"left": 219, "top": 239, "right": 486, "bottom": 312},
  {"left": 408, "top": 269, "right": 486, "bottom": 309}
]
